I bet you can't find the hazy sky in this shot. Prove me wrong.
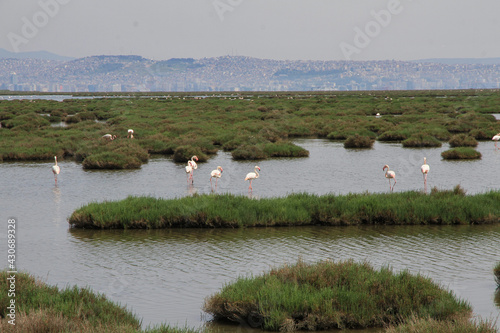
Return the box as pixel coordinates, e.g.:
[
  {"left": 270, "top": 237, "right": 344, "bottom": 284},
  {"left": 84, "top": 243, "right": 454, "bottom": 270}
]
[{"left": 1, "top": 0, "right": 499, "bottom": 61}]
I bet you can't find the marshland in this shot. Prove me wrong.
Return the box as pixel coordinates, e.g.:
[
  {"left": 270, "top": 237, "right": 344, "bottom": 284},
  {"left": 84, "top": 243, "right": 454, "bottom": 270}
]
[{"left": 1, "top": 91, "right": 500, "bottom": 331}]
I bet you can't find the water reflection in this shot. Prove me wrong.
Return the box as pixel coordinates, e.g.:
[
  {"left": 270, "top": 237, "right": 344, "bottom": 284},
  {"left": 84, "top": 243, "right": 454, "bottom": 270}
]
[{"left": 67, "top": 224, "right": 500, "bottom": 330}]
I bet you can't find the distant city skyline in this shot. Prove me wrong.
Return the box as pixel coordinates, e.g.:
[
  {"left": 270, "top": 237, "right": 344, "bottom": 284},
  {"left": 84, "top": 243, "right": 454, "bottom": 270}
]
[{"left": 1, "top": 0, "right": 500, "bottom": 62}]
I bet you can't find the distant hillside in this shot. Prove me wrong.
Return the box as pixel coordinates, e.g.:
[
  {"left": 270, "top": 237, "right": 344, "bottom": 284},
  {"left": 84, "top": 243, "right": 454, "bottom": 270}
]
[
  {"left": 0, "top": 48, "right": 74, "bottom": 61},
  {"left": 416, "top": 57, "right": 500, "bottom": 65},
  {"left": 1, "top": 54, "right": 499, "bottom": 92}
]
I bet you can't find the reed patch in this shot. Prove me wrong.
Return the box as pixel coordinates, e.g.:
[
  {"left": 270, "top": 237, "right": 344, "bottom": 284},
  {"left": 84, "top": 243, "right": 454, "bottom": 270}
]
[
  {"left": 203, "top": 260, "right": 471, "bottom": 331},
  {"left": 68, "top": 190, "right": 500, "bottom": 229}
]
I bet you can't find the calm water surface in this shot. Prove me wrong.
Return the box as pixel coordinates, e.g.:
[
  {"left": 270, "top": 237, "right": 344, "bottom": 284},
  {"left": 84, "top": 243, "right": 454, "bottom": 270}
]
[{"left": 1, "top": 139, "right": 499, "bottom": 330}]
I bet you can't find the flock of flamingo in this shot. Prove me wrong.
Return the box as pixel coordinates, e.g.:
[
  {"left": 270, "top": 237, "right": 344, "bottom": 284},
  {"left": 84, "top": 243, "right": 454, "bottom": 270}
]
[
  {"left": 50, "top": 130, "right": 500, "bottom": 191},
  {"left": 184, "top": 154, "right": 260, "bottom": 191}
]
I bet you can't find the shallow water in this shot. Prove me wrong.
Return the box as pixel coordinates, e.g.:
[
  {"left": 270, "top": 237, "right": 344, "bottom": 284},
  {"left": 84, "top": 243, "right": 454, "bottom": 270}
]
[{"left": 1, "top": 139, "right": 499, "bottom": 330}]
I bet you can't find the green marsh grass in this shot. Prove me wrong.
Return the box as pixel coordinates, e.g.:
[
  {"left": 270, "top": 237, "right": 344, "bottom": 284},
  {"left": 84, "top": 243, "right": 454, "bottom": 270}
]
[
  {"left": 344, "top": 134, "right": 374, "bottom": 148},
  {"left": 68, "top": 190, "right": 500, "bottom": 229},
  {"left": 1, "top": 90, "right": 499, "bottom": 169},
  {"left": 0, "top": 271, "right": 202, "bottom": 333},
  {"left": 441, "top": 147, "right": 482, "bottom": 160},
  {"left": 402, "top": 134, "right": 442, "bottom": 148},
  {"left": 384, "top": 315, "right": 498, "bottom": 333},
  {"left": 449, "top": 134, "right": 479, "bottom": 148},
  {"left": 203, "top": 260, "right": 471, "bottom": 331}
]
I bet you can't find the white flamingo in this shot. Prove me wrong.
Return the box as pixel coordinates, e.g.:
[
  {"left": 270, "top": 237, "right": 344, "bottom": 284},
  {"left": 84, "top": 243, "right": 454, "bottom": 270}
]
[
  {"left": 209, "top": 166, "right": 223, "bottom": 188},
  {"left": 52, "top": 156, "right": 60, "bottom": 185},
  {"left": 245, "top": 166, "right": 261, "bottom": 190},
  {"left": 127, "top": 129, "right": 134, "bottom": 139},
  {"left": 102, "top": 134, "right": 116, "bottom": 141},
  {"left": 492, "top": 133, "right": 500, "bottom": 149},
  {"left": 421, "top": 157, "right": 430, "bottom": 191},
  {"left": 383, "top": 164, "right": 396, "bottom": 192},
  {"left": 185, "top": 156, "right": 198, "bottom": 184}
]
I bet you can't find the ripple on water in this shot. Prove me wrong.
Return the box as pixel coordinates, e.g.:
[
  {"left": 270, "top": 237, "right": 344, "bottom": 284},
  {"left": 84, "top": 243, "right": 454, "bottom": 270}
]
[{"left": 2, "top": 140, "right": 500, "bottom": 330}]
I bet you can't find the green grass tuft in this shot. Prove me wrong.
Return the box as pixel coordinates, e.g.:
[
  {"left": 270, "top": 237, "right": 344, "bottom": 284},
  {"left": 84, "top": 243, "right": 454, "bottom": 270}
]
[
  {"left": 203, "top": 260, "right": 471, "bottom": 331},
  {"left": 441, "top": 147, "right": 482, "bottom": 160}
]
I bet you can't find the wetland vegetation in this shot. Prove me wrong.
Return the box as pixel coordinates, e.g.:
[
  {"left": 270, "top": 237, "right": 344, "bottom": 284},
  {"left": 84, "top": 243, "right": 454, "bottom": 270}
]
[
  {"left": 68, "top": 187, "right": 500, "bottom": 229},
  {"left": 203, "top": 259, "right": 473, "bottom": 331},
  {"left": 0, "top": 90, "right": 499, "bottom": 168},
  {"left": 0, "top": 271, "right": 195, "bottom": 333}
]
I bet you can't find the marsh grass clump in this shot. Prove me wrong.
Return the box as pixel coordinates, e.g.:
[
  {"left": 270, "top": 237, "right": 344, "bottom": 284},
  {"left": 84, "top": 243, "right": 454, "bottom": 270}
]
[
  {"left": 344, "top": 134, "right": 374, "bottom": 148},
  {"left": 231, "top": 144, "right": 267, "bottom": 160},
  {"left": 82, "top": 151, "right": 142, "bottom": 169},
  {"left": 0, "top": 270, "right": 141, "bottom": 332},
  {"left": 402, "top": 134, "right": 442, "bottom": 148},
  {"left": 449, "top": 134, "right": 478, "bottom": 147},
  {"left": 203, "top": 260, "right": 471, "bottom": 331},
  {"left": 494, "top": 262, "right": 500, "bottom": 287},
  {"left": 377, "top": 129, "right": 410, "bottom": 141},
  {"left": 441, "top": 147, "right": 482, "bottom": 160},
  {"left": 263, "top": 141, "right": 309, "bottom": 157},
  {"left": 68, "top": 190, "right": 500, "bottom": 229},
  {"left": 384, "top": 315, "right": 498, "bottom": 333},
  {"left": 0, "top": 270, "right": 204, "bottom": 333}
]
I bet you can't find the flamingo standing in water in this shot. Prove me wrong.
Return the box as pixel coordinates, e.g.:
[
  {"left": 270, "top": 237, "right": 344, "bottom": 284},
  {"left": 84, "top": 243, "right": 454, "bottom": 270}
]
[
  {"left": 245, "top": 166, "right": 260, "bottom": 190},
  {"left": 52, "top": 156, "right": 60, "bottom": 185},
  {"left": 383, "top": 164, "right": 396, "bottom": 192},
  {"left": 127, "top": 129, "right": 134, "bottom": 139},
  {"left": 209, "top": 166, "right": 223, "bottom": 188},
  {"left": 102, "top": 134, "right": 116, "bottom": 141},
  {"left": 421, "top": 157, "right": 430, "bottom": 191},
  {"left": 492, "top": 133, "right": 500, "bottom": 149},
  {"left": 185, "top": 156, "right": 198, "bottom": 184}
]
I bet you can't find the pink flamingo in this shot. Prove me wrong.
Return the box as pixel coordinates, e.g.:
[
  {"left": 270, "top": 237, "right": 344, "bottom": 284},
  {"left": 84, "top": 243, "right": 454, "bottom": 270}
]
[
  {"left": 492, "top": 133, "right": 500, "bottom": 149},
  {"left": 209, "top": 166, "right": 223, "bottom": 188},
  {"left": 185, "top": 156, "right": 198, "bottom": 184},
  {"left": 102, "top": 134, "right": 116, "bottom": 141},
  {"left": 383, "top": 164, "right": 396, "bottom": 192},
  {"left": 245, "top": 166, "right": 260, "bottom": 190},
  {"left": 52, "top": 156, "right": 60, "bottom": 185},
  {"left": 127, "top": 129, "right": 134, "bottom": 139},
  {"left": 421, "top": 157, "right": 430, "bottom": 191}
]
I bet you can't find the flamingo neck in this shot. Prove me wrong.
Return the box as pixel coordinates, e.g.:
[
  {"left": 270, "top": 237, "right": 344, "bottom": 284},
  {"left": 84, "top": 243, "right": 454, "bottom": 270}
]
[{"left": 254, "top": 168, "right": 259, "bottom": 178}]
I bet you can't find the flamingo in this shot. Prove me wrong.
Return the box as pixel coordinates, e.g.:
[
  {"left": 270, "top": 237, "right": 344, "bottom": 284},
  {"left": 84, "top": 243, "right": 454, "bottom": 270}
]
[
  {"left": 492, "top": 133, "right": 500, "bottom": 149},
  {"left": 102, "top": 134, "right": 116, "bottom": 141},
  {"left": 421, "top": 157, "right": 430, "bottom": 191},
  {"left": 245, "top": 166, "right": 261, "bottom": 190},
  {"left": 185, "top": 156, "right": 199, "bottom": 184},
  {"left": 52, "top": 156, "right": 60, "bottom": 185},
  {"left": 209, "top": 166, "right": 223, "bottom": 188},
  {"left": 127, "top": 129, "right": 134, "bottom": 139},
  {"left": 382, "top": 164, "right": 396, "bottom": 192}
]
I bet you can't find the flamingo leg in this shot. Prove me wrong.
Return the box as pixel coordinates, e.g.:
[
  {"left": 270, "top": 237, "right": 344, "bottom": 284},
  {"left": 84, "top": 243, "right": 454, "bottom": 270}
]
[{"left": 249, "top": 179, "right": 253, "bottom": 190}]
